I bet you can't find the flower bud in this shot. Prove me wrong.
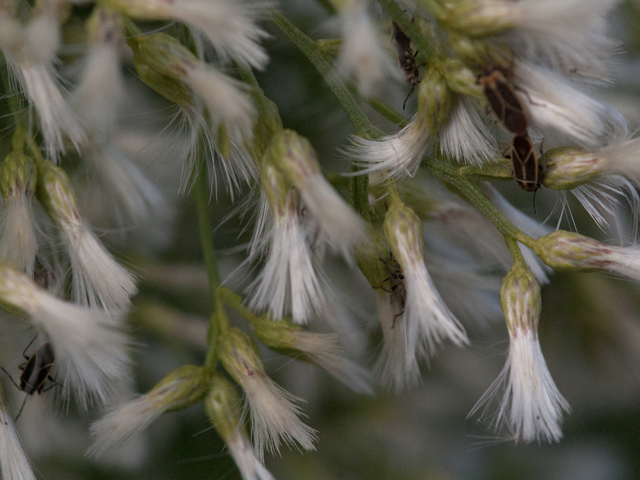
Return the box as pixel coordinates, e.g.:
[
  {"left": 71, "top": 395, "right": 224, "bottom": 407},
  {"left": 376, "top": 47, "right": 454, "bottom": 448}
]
[
  {"left": 36, "top": 159, "right": 80, "bottom": 227},
  {"left": 542, "top": 147, "right": 603, "bottom": 190},
  {"left": 442, "top": 58, "right": 483, "bottom": 98},
  {"left": 219, "top": 328, "right": 317, "bottom": 460},
  {"left": 470, "top": 264, "right": 570, "bottom": 443},
  {"left": 500, "top": 265, "right": 541, "bottom": 335},
  {"left": 88, "top": 365, "right": 209, "bottom": 458},
  {"left": 433, "top": 0, "right": 516, "bottom": 37},
  {"left": 266, "top": 130, "right": 365, "bottom": 257},
  {"left": 533, "top": 231, "right": 640, "bottom": 284},
  {"left": 204, "top": 373, "right": 275, "bottom": 479},
  {"left": 416, "top": 66, "right": 453, "bottom": 133},
  {"left": 0, "top": 152, "right": 36, "bottom": 200}
]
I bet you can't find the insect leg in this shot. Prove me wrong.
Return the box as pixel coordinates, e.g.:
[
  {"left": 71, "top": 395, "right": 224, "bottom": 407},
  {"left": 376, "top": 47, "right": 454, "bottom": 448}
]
[
  {"left": 0, "top": 367, "right": 21, "bottom": 390},
  {"left": 403, "top": 84, "right": 416, "bottom": 110},
  {"left": 14, "top": 395, "right": 29, "bottom": 423},
  {"left": 21, "top": 336, "right": 37, "bottom": 360}
]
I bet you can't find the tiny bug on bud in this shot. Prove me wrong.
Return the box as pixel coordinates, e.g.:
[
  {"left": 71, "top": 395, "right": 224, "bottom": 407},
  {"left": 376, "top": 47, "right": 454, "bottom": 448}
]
[
  {"left": 1, "top": 337, "right": 59, "bottom": 421},
  {"left": 379, "top": 255, "right": 406, "bottom": 327},
  {"left": 506, "top": 134, "right": 546, "bottom": 213},
  {"left": 477, "top": 67, "right": 528, "bottom": 135},
  {"left": 391, "top": 22, "right": 423, "bottom": 110}
]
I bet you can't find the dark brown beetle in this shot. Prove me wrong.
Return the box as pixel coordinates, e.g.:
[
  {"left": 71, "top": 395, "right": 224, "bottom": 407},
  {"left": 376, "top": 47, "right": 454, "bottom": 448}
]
[
  {"left": 391, "top": 22, "right": 422, "bottom": 110},
  {"left": 506, "top": 134, "right": 546, "bottom": 213},
  {"left": 1, "top": 337, "right": 58, "bottom": 421},
  {"left": 477, "top": 68, "right": 529, "bottom": 136}
]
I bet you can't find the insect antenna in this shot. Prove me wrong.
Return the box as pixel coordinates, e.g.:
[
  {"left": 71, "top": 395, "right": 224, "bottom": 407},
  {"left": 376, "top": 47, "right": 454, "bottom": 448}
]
[
  {"left": 533, "top": 189, "right": 538, "bottom": 215},
  {"left": 403, "top": 85, "right": 415, "bottom": 110}
]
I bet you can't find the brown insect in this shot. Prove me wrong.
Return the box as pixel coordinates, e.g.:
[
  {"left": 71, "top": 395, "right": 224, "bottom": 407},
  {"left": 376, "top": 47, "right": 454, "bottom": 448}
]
[
  {"left": 379, "top": 255, "right": 406, "bottom": 327},
  {"left": 506, "top": 134, "right": 546, "bottom": 212},
  {"left": 1, "top": 337, "right": 58, "bottom": 421},
  {"left": 477, "top": 68, "right": 528, "bottom": 135},
  {"left": 391, "top": 22, "right": 422, "bottom": 110}
]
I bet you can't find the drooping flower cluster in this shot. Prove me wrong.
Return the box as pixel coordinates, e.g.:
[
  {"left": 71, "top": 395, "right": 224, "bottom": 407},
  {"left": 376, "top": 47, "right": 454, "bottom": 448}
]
[{"left": 1, "top": 0, "right": 640, "bottom": 477}]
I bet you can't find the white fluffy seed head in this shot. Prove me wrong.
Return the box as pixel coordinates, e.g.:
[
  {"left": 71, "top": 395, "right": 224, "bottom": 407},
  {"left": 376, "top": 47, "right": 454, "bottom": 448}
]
[
  {"left": 172, "top": 0, "right": 270, "bottom": 69},
  {"left": 219, "top": 329, "right": 317, "bottom": 461},
  {"left": 73, "top": 43, "right": 124, "bottom": 133},
  {"left": 267, "top": 130, "right": 366, "bottom": 259},
  {"left": 184, "top": 65, "right": 256, "bottom": 145},
  {"left": 335, "top": 0, "right": 397, "bottom": 97},
  {"left": 373, "top": 290, "right": 421, "bottom": 393},
  {"left": 0, "top": 400, "right": 36, "bottom": 480},
  {"left": 247, "top": 192, "right": 325, "bottom": 324},
  {"left": 384, "top": 199, "right": 468, "bottom": 358},
  {"left": 514, "top": 62, "right": 624, "bottom": 146},
  {"left": 60, "top": 221, "right": 137, "bottom": 310},
  {"left": 439, "top": 96, "right": 499, "bottom": 165},
  {"left": 87, "top": 365, "right": 209, "bottom": 459},
  {"left": 227, "top": 431, "right": 276, "bottom": 480}
]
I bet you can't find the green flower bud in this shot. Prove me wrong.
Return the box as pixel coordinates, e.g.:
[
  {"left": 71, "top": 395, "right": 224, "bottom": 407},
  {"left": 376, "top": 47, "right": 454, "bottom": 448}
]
[
  {"left": 35, "top": 160, "right": 80, "bottom": 226},
  {"left": 433, "top": 0, "right": 516, "bottom": 37},
  {"left": 542, "top": 147, "right": 603, "bottom": 190},
  {"left": 86, "top": 6, "right": 123, "bottom": 45},
  {"left": 0, "top": 152, "right": 36, "bottom": 200},
  {"left": 219, "top": 328, "right": 266, "bottom": 383},
  {"left": 533, "top": 231, "right": 617, "bottom": 272},
  {"left": 151, "top": 364, "right": 210, "bottom": 412},
  {"left": 383, "top": 196, "right": 424, "bottom": 265},
  {"left": 442, "top": 58, "right": 483, "bottom": 98},
  {"left": 417, "top": 66, "right": 453, "bottom": 133},
  {"left": 500, "top": 265, "right": 541, "bottom": 336},
  {"left": 203, "top": 373, "right": 244, "bottom": 442}
]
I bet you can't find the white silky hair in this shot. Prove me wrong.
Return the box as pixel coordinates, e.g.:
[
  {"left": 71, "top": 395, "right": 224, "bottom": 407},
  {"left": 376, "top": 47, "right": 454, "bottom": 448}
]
[
  {"left": 60, "top": 220, "right": 137, "bottom": 310},
  {"left": 346, "top": 117, "right": 432, "bottom": 180},
  {"left": 247, "top": 196, "right": 325, "bottom": 324},
  {"left": 227, "top": 431, "right": 275, "bottom": 480},
  {"left": 172, "top": 0, "right": 270, "bottom": 69},
  {"left": 439, "top": 96, "right": 499, "bottom": 165},
  {"left": 335, "top": 0, "right": 397, "bottom": 98},
  {"left": 514, "top": 61, "right": 625, "bottom": 147},
  {"left": 238, "top": 371, "right": 317, "bottom": 462},
  {"left": 29, "top": 291, "right": 131, "bottom": 410},
  {"left": 292, "top": 331, "right": 374, "bottom": 395},
  {"left": 0, "top": 195, "right": 38, "bottom": 277},
  {"left": 0, "top": 404, "right": 36, "bottom": 480},
  {"left": 470, "top": 328, "right": 570, "bottom": 443}
]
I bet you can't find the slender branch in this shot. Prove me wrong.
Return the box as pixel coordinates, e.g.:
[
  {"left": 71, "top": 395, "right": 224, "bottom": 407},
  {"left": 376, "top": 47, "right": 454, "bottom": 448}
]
[
  {"left": 192, "top": 154, "right": 228, "bottom": 367},
  {"left": 504, "top": 235, "right": 527, "bottom": 266}
]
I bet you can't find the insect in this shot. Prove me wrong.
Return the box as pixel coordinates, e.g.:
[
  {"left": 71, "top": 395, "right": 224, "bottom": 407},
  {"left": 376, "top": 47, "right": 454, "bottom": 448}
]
[
  {"left": 507, "top": 134, "right": 545, "bottom": 212},
  {"left": 1, "top": 337, "right": 58, "bottom": 421},
  {"left": 379, "top": 255, "right": 407, "bottom": 327},
  {"left": 477, "top": 67, "right": 529, "bottom": 135},
  {"left": 391, "top": 22, "right": 422, "bottom": 110}
]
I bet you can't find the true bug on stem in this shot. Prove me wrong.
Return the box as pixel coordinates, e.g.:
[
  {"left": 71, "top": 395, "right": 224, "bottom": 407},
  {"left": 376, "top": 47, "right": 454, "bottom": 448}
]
[
  {"left": 507, "top": 134, "right": 546, "bottom": 212},
  {"left": 391, "top": 22, "right": 424, "bottom": 110},
  {"left": 477, "top": 67, "right": 529, "bottom": 135},
  {"left": 1, "top": 336, "right": 59, "bottom": 421}
]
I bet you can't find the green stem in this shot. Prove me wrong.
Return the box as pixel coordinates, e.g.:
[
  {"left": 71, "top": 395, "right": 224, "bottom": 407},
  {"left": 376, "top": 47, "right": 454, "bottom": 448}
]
[
  {"left": 192, "top": 156, "right": 227, "bottom": 367},
  {"left": 376, "top": 0, "right": 436, "bottom": 62},
  {"left": 219, "top": 287, "right": 263, "bottom": 326},
  {"left": 504, "top": 235, "right": 527, "bottom": 266},
  {"left": 268, "top": 8, "right": 376, "bottom": 219}
]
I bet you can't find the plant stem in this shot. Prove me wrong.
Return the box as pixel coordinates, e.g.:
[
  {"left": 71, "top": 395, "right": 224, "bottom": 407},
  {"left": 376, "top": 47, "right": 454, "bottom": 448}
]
[{"left": 192, "top": 155, "right": 227, "bottom": 367}]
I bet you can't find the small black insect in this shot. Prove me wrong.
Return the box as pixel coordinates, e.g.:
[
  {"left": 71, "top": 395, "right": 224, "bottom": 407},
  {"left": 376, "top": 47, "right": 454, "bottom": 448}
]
[
  {"left": 1, "top": 337, "right": 58, "bottom": 421},
  {"left": 379, "top": 255, "right": 407, "bottom": 327},
  {"left": 477, "top": 68, "right": 529, "bottom": 135},
  {"left": 391, "top": 22, "right": 422, "bottom": 110},
  {"left": 506, "top": 134, "right": 546, "bottom": 213}
]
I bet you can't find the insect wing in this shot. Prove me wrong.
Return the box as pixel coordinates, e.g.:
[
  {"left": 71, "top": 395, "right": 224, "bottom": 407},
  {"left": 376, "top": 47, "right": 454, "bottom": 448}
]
[
  {"left": 479, "top": 70, "right": 528, "bottom": 135},
  {"left": 20, "top": 343, "right": 55, "bottom": 395},
  {"left": 510, "top": 135, "right": 539, "bottom": 192}
]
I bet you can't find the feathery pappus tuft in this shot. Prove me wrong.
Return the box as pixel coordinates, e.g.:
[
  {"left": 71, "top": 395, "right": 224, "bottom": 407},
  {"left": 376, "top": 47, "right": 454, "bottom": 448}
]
[
  {"left": 219, "top": 329, "right": 317, "bottom": 461},
  {"left": 87, "top": 365, "right": 209, "bottom": 458},
  {"left": 0, "top": 398, "right": 36, "bottom": 480},
  {"left": 335, "top": 0, "right": 397, "bottom": 98},
  {"left": 0, "top": 264, "right": 132, "bottom": 409},
  {"left": 440, "top": 96, "right": 499, "bottom": 165}
]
